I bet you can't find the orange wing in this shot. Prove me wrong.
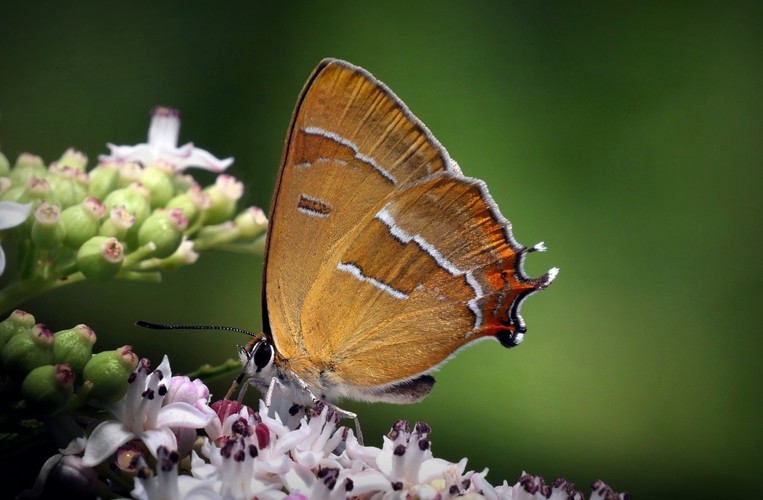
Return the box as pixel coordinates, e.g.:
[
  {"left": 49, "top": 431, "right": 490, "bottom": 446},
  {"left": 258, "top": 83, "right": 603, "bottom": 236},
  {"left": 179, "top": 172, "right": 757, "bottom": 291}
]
[
  {"left": 263, "top": 59, "right": 458, "bottom": 358},
  {"left": 300, "top": 172, "right": 556, "bottom": 390},
  {"left": 263, "top": 59, "right": 556, "bottom": 400}
]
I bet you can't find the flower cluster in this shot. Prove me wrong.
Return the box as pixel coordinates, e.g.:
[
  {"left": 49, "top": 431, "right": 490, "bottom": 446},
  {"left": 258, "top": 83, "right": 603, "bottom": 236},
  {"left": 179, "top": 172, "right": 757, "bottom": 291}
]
[
  {"left": 0, "top": 309, "right": 139, "bottom": 417},
  {"left": 15, "top": 341, "right": 629, "bottom": 499},
  {"left": 0, "top": 107, "right": 267, "bottom": 312}
]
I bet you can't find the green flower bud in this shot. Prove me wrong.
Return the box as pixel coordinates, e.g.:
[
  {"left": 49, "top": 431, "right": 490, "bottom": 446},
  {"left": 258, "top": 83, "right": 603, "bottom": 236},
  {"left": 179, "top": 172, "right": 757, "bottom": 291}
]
[
  {"left": 76, "top": 236, "right": 124, "bottom": 281},
  {"left": 172, "top": 172, "right": 195, "bottom": 192},
  {"left": 137, "top": 208, "right": 188, "bottom": 258},
  {"left": 1, "top": 185, "right": 25, "bottom": 202},
  {"left": 21, "top": 364, "right": 75, "bottom": 415},
  {"left": 202, "top": 175, "right": 243, "bottom": 225},
  {"left": 0, "top": 150, "right": 10, "bottom": 176},
  {"left": 59, "top": 197, "right": 106, "bottom": 248},
  {"left": 89, "top": 162, "right": 120, "bottom": 200},
  {"left": 57, "top": 148, "right": 88, "bottom": 171},
  {"left": 1, "top": 324, "right": 55, "bottom": 380},
  {"left": 140, "top": 165, "right": 175, "bottom": 209},
  {"left": 10, "top": 153, "right": 47, "bottom": 186},
  {"left": 0, "top": 309, "right": 36, "bottom": 352},
  {"left": 117, "top": 162, "right": 144, "bottom": 187},
  {"left": 31, "top": 202, "right": 65, "bottom": 249},
  {"left": 166, "top": 184, "right": 210, "bottom": 226},
  {"left": 99, "top": 206, "right": 135, "bottom": 239},
  {"left": 53, "top": 324, "right": 96, "bottom": 376},
  {"left": 102, "top": 183, "right": 151, "bottom": 242},
  {"left": 234, "top": 207, "right": 268, "bottom": 239},
  {"left": 47, "top": 163, "right": 89, "bottom": 208},
  {"left": 0, "top": 177, "right": 12, "bottom": 196},
  {"left": 83, "top": 345, "right": 138, "bottom": 404},
  {"left": 23, "top": 177, "right": 53, "bottom": 203}
]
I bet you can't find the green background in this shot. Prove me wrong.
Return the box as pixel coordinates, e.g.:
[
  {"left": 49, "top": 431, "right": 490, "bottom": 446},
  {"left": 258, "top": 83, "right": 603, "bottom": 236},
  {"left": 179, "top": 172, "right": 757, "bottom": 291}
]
[{"left": 1, "top": 2, "right": 761, "bottom": 498}]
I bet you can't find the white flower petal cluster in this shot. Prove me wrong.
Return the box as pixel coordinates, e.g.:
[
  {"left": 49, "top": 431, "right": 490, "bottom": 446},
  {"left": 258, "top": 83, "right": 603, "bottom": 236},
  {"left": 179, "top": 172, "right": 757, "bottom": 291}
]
[{"left": 38, "top": 355, "right": 628, "bottom": 499}]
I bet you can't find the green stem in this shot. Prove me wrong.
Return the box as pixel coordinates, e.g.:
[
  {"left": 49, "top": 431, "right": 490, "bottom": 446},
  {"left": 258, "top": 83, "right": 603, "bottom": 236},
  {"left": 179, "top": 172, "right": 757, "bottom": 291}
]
[
  {"left": 0, "top": 262, "right": 164, "bottom": 313},
  {"left": 185, "top": 358, "right": 243, "bottom": 381},
  {"left": 114, "top": 270, "right": 162, "bottom": 282},
  {"left": 0, "top": 273, "right": 86, "bottom": 314},
  {"left": 122, "top": 242, "right": 157, "bottom": 268},
  {"left": 192, "top": 223, "right": 241, "bottom": 251}
]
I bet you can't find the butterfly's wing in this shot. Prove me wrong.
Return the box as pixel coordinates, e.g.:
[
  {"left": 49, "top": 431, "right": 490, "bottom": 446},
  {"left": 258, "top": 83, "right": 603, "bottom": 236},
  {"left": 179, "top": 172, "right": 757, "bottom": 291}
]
[
  {"left": 263, "top": 59, "right": 458, "bottom": 359},
  {"left": 300, "top": 172, "right": 556, "bottom": 402},
  {"left": 264, "top": 59, "right": 556, "bottom": 403}
]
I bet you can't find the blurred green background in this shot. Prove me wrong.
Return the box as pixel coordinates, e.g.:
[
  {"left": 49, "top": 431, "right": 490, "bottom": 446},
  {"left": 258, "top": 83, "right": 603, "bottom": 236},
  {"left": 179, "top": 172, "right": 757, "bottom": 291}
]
[{"left": 1, "top": 2, "right": 761, "bottom": 498}]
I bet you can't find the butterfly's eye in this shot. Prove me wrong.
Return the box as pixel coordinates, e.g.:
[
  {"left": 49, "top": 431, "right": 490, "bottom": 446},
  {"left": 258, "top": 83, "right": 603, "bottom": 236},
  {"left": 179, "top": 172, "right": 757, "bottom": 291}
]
[{"left": 252, "top": 340, "right": 274, "bottom": 372}]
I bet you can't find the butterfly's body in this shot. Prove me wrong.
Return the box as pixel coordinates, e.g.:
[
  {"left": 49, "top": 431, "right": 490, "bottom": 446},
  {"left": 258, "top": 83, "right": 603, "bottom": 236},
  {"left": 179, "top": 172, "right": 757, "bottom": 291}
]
[{"left": 241, "top": 59, "right": 557, "bottom": 408}]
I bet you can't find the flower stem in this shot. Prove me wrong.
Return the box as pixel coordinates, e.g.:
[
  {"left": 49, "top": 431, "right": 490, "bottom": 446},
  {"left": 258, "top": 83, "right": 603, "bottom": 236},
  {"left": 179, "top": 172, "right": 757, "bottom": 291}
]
[
  {"left": 122, "top": 242, "right": 158, "bottom": 268},
  {"left": 0, "top": 274, "right": 85, "bottom": 314},
  {"left": 185, "top": 358, "right": 243, "bottom": 382},
  {"left": 114, "top": 270, "right": 162, "bottom": 283}
]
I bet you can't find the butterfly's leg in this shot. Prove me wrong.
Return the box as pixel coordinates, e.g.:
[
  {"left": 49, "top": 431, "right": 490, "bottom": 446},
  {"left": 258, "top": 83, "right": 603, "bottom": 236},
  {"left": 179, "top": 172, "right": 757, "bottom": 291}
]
[
  {"left": 263, "top": 375, "right": 283, "bottom": 407},
  {"left": 331, "top": 405, "right": 363, "bottom": 445},
  {"left": 285, "top": 371, "right": 365, "bottom": 444},
  {"left": 235, "top": 375, "right": 259, "bottom": 403}
]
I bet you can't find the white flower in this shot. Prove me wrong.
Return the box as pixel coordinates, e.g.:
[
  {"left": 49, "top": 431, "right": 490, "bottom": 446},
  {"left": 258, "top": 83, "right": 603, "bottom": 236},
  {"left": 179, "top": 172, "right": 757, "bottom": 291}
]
[
  {"left": 0, "top": 200, "right": 33, "bottom": 274},
  {"left": 345, "top": 419, "right": 477, "bottom": 497},
  {"left": 100, "top": 107, "right": 233, "bottom": 172},
  {"left": 131, "top": 446, "right": 219, "bottom": 500},
  {"left": 82, "top": 355, "right": 214, "bottom": 467}
]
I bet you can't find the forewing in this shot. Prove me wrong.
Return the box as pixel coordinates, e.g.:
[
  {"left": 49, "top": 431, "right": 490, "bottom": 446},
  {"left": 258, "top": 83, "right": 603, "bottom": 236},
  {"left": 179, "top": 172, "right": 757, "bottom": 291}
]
[{"left": 264, "top": 59, "right": 458, "bottom": 359}]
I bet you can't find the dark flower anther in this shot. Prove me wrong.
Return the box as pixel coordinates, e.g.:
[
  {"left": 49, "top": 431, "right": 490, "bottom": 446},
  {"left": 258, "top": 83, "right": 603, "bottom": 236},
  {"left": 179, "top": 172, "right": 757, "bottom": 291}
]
[
  {"left": 414, "top": 421, "right": 431, "bottom": 436},
  {"left": 317, "top": 467, "right": 339, "bottom": 489}
]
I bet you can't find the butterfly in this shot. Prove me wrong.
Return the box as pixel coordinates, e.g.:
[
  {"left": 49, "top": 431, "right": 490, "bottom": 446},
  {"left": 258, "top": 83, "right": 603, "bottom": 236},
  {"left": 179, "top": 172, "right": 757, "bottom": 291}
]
[{"left": 238, "top": 58, "right": 557, "bottom": 415}]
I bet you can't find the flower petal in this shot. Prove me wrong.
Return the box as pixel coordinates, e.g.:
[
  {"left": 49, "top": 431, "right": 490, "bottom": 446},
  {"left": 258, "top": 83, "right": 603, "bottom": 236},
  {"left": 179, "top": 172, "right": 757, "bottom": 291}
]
[
  {"left": 100, "top": 143, "right": 156, "bottom": 166},
  {"left": 141, "top": 427, "right": 178, "bottom": 458},
  {"left": 177, "top": 145, "right": 233, "bottom": 172},
  {"left": 156, "top": 401, "right": 214, "bottom": 429},
  {"left": 176, "top": 476, "right": 220, "bottom": 500},
  {"left": 190, "top": 447, "right": 219, "bottom": 480},
  {"left": 0, "top": 201, "right": 33, "bottom": 230},
  {"left": 60, "top": 436, "right": 88, "bottom": 455},
  {"left": 156, "top": 354, "right": 173, "bottom": 380},
  {"left": 82, "top": 421, "right": 134, "bottom": 466},
  {"left": 345, "top": 469, "right": 392, "bottom": 497},
  {"left": 200, "top": 403, "right": 223, "bottom": 442},
  {"left": 147, "top": 108, "right": 181, "bottom": 150}
]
